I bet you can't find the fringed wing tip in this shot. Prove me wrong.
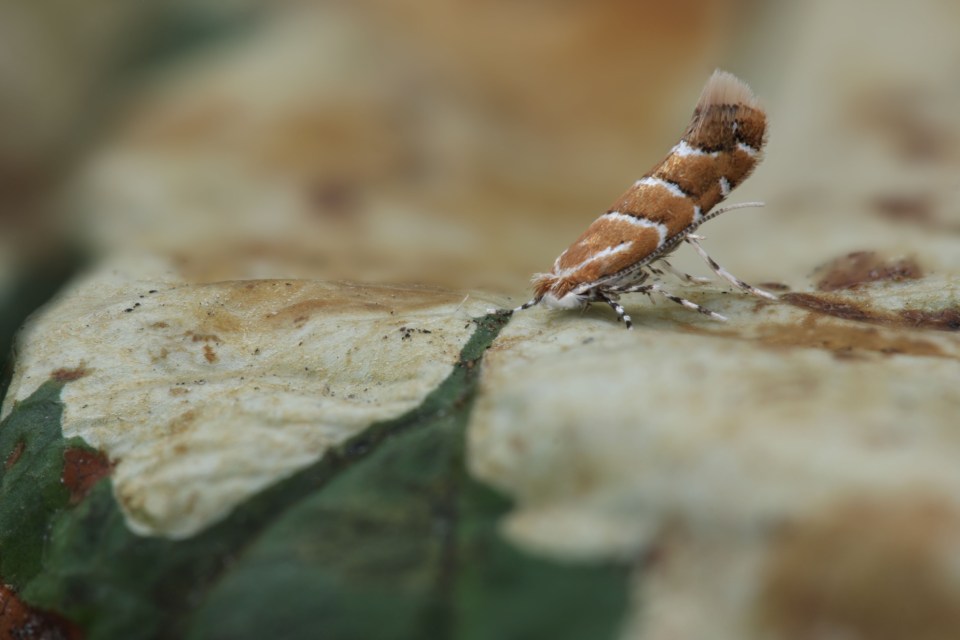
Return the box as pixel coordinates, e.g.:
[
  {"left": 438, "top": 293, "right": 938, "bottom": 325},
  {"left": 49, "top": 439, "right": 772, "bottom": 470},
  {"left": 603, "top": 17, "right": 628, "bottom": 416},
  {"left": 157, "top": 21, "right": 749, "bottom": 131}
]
[
  {"left": 531, "top": 272, "right": 555, "bottom": 297},
  {"left": 697, "top": 69, "right": 761, "bottom": 111}
]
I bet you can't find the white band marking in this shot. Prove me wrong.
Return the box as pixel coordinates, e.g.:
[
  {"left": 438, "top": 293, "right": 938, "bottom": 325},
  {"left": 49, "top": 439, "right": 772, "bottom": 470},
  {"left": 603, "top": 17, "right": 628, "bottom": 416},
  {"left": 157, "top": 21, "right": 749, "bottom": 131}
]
[
  {"left": 719, "top": 177, "right": 731, "bottom": 197},
  {"left": 672, "top": 140, "right": 719, "bottom": 158},
  {"left": 555, "top": 240, "right": 634, "bottom": 279},
  {"left": 604, "top": 211, "right": 668, "bottom": 247},
  {"left": 634, "top": 176, "right": 687, "bottom": 199}
]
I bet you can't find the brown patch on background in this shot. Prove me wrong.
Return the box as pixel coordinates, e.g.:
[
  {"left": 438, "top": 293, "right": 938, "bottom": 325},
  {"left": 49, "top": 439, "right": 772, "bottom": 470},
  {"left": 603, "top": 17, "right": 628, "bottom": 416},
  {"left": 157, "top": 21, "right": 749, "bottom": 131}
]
[
  {"left": 50, "top": 365, "right": 89, "bottom": 383},
  {"left": 4, "top": 441, "right": 25, "bottom": 470},
  {"left": 873, "top": 195, "right": 960, "bottom": 233},
  {"left": 0, "top": 584, "right": 82, "bottom": 640},
  {"left": 307, "top": 180, "right": 361, "bottom": 219},
  {"left": 852, "top": 85, "right": 957, "bottom": 163},
  {"left": 255, "top": 104, "right": 404, "bottom": 183},
  {"left": 757, "top": 496, "right": 960, "bottom": 640},
  {"left": 62, "top": 448, "right": 113, "bottom": 505},
  {"left": 814, "top": 251, "right": 922, "bottom": 291},
  {"left": 367, "top": 0, "right": 727, "bottom": 149},
  {"left": 128, "top": 96, "right": 238, "bottom": 148},
  {"left": 873, "top": 194, "right": 935, "bottom": 224},
  {"left": 785, "top": 292, "right": 960, "bottom": 333}
]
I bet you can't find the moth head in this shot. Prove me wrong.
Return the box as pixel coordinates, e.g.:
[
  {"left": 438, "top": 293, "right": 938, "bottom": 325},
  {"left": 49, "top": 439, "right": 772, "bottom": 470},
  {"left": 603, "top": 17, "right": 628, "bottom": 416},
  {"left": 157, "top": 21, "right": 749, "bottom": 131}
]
[{"left": 540, "top": 289, "right": 587, "bottom": 310}]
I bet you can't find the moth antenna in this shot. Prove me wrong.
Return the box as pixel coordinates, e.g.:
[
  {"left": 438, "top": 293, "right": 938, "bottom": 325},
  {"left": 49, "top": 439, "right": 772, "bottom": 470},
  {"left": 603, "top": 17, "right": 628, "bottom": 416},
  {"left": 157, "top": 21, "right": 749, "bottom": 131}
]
[{"left": 694, "top": 201, "right": 765, "bottom": 227}]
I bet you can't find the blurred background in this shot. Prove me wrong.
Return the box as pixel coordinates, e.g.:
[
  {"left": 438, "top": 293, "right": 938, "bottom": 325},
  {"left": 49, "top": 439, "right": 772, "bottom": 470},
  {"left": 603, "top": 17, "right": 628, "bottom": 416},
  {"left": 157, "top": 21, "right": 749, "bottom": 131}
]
[
  {"left": 1, "top": 0, "right": 959, "bottom": 373},
  {"left": 4, "top": 2, "right": 960, "bottom": 638}
]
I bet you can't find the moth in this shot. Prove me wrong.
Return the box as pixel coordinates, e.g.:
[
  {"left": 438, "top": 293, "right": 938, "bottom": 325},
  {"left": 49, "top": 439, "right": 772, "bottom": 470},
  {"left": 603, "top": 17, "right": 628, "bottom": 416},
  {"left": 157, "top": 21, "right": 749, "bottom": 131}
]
[{"left": 513, "top": 70, "right": 775, "bottom": 329}]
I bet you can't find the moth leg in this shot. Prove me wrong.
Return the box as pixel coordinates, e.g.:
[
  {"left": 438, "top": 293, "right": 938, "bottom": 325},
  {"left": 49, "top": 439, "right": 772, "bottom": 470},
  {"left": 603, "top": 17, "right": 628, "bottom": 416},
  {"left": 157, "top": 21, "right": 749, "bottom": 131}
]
[
  {"left": 685, "top": 236, "right": 777, "bottom": 300},
  {"left": 595, "top": 291, "right": 633, "bottom": 329},
  {"left": 616, "top": 283, "right": 727, "bottom": 321},
  {"left": 659, "top": 259, "right": 712, "bottom": 285}
]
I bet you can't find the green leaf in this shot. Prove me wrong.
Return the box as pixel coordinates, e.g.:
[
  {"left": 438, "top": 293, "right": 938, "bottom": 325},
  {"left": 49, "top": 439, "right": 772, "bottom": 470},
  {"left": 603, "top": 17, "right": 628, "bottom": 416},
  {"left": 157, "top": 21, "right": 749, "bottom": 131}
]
[
  {"left": 0, "top": 380, "right": 76, "bottom": 584},
  {"left": 3, "top": 314, "right": 631, "bottom": 639}
]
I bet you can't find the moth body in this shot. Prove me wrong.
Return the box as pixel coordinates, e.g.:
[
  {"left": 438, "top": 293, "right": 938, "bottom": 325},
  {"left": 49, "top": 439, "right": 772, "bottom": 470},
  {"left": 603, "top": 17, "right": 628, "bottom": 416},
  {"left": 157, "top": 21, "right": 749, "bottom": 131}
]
[{"left": 514, "top": 70, "right": 776, "bottom": 328}]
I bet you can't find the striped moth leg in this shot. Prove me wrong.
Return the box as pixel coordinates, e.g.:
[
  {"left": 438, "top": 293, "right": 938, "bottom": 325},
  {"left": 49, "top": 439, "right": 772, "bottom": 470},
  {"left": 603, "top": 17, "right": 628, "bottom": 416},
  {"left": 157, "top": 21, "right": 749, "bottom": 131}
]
[
  {"left": 684, "top": 235, "right": 776, "bottom": 300},
  {"left": 611, "top": 283, "right": 727, "bottom": 322}
]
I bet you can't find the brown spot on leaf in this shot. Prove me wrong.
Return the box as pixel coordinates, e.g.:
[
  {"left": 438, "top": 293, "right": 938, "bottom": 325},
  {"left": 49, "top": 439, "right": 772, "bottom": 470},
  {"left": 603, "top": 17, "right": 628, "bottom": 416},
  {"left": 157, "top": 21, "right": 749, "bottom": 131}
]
[
  {"left": 219, "top": 280, "right": 462, "bottom": 330},
  {"left": 785, "top": 292, "right": 960, "bottom": 333},
  {"left": 0, "top": 584, "right": 83, "bottom": 640},
  {"left": 203, "top": 308, "right": 242, "bottom": 334},
  {"left": 814, "top": 251, "right": 922, "bottom": 292},
  {"left": 50, "top": 365, "right": 89, "bottom": 383},
  {"left": 758, "top": 496, "right": 960, "bottom": 640},
  {"left": 150, "top": 321, "right": 170, "bottom": 329},
  {"left": 782, "top": 292, "right": 875, "bottom": 324},
  {"left": 755, "top": 313, "right": 946, "bottom": 359},
  {"left": 190, "top": 333, "right": 221, "bottom": 343},
  {"left": 168, "top": 409, "right": 198, "bottom": 435},
  {"left": 899, "top": 307, "right": 960, "bottom": 331},
  {"left": 758, "top": 282, "right": 791, "bottom": 292},
  {"left": 263, "top": 297, "right": 382, "bottom": 327},
  {"left": 203, "top": 345, "right": 218, "bottom": 364},
  {"left": 62, "top": 448, "right": 112, "bottom": 505},
  {"left": 4, "top": 441, "right": 25, "bottom": 470}
]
